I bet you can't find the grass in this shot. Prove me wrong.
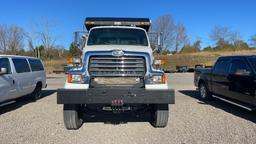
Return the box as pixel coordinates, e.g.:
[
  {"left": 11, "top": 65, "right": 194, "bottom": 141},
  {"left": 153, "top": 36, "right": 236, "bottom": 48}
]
[
  {"left": 156, "top": 49, "right": 256, "bottom": 70},
  {"left": 43, "top": 59, "right": 65, "bottom": 73}
]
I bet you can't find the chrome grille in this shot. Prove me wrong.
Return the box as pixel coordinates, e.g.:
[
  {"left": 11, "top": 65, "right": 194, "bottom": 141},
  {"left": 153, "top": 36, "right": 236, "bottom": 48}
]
[{"left": 89, "top": 56, "right": 146, "bottom": 77}]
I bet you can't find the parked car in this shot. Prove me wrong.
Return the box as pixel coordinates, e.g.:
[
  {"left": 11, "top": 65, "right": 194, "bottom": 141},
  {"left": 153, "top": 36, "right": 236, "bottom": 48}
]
[
  {"left": 176, "top": 65, "right": 189, "bottom": 72},
  {"left": 0, "top": 55, "right": 47, "bottom": 104},
  {"left": 194, "top": 55, "right": 256, "bottom": 110}
]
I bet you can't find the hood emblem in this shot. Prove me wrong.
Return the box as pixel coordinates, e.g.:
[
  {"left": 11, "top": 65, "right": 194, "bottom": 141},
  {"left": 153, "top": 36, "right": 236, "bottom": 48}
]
[{"left": 112, "top": 50, "right": 124, "bottom": 57}]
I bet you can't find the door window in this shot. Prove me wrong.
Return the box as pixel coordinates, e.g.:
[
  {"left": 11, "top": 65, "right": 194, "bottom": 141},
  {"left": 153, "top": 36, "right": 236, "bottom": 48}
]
[
  {"left": 213, "top": 60, "right": 231, "bottom": 75},
  {"left": 0, "top": 58, "right": 11, "bottom": 74},
  {"left": 28, "top": 59, "right": 44, "bottom": 71},
  {"left": 230, "top": 59, "right": 251, "bottom": 75},
  {"left": 12, "top": 58, "right": 31, "bottom": 73}
]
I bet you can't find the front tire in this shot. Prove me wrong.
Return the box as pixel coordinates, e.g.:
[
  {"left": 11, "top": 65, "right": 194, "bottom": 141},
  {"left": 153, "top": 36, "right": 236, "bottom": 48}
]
[
  {"left": 63, "top": 104, "right": 83, "bottom": 130},
  {"left": 152, "top": 104, "right": 169, "bottom": 128},
  {"left": 199, "top": 82, "right": 212, "bottom": 100}
]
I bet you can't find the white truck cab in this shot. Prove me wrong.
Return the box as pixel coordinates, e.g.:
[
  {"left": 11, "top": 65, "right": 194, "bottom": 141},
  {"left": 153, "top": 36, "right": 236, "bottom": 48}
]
[
  {"left": 0, "top": 55, "right": 47, "bottom": 104},
  {"left": 57, "top": 17, "right": 175, "bottom": 130}
]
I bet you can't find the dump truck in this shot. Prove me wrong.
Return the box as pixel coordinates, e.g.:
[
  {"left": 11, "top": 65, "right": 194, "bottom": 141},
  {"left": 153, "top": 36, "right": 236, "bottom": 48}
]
[{"left": 57, "top": 17, "right": 175, "bottom": 130}]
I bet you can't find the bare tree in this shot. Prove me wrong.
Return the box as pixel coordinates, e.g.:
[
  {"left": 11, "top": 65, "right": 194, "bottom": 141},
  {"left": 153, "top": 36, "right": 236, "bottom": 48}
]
[
  {"left": 0, "top": 25, "right": 8, "bottom": 52},
  {"left": 8, "top": 26, "right": 25, "bottom": 54},
  {"left": 210, "top": 26, "right": 231, "bottom": 45},
  {"left": 150, "top": 15, "right": 176, "bottom": 52},
  {"left": 229, "top": 31, "right": 241, "bottom": 44},
  {"left": 39, "top": 20, "right": 56, "bottom": 51},
  {"left": 25, "top": 21, "right": 42, "bottom": 58},
  {"left": 174, "top": 23, "right": 189, "bottom": 52},
  {"left": 27, "top": 18, "right": 58, "bottom": 59},
  {"left": 250, "top": 34, "right": 256, "bottom": 48},
  {"left": 0, "top": 25, "right": 25, "bottom": 54}
]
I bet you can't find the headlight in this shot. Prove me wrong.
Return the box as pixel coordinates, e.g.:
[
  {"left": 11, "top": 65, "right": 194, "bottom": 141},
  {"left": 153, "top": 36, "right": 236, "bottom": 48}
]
[
  {"left": 67, "top": 74, "right": 89, "bottom": 84},
  {"left": 146, "top": 74, "right": 166, "bottom": 84}
]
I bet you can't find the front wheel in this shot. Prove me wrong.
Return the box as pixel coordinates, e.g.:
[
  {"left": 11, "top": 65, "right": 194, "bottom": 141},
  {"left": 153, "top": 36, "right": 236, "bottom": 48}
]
[
  {"left": 63, "top": 104, "right": 83, "bottom": 130},
  {"left": 152, "top": 104, "right": 169, "bottom": 128},
  {"left": 199, "top": 82, "right": 212, "bottom": 100}
]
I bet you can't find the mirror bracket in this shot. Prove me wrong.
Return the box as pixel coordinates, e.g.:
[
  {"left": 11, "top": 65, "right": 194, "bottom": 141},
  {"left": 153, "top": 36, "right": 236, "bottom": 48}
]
[{"left": 74, "top": 31, "right": 88, "bottom": 51}]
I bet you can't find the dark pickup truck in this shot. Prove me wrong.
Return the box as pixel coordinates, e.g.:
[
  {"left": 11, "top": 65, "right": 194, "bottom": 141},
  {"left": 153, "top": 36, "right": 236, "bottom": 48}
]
[{"left": 194, "top": 55, "right": 256, "bottom": 110}]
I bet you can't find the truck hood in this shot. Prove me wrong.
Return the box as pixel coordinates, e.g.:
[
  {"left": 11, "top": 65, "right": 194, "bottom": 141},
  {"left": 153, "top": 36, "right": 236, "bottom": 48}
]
[{"left": 83, "top": 45, "right": 152, "bottom": 56}]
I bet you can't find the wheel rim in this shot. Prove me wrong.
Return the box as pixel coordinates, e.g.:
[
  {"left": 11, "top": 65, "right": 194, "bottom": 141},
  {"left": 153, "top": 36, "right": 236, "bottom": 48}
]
[{"left": 200, "top": 84, "right": 206, "bottom": 99}]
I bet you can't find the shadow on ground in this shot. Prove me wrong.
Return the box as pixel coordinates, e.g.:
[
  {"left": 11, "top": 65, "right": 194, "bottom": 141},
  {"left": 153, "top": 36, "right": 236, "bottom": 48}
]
[
  {"left": 0, "top": 90, "right": 56, "bottom": 115},
  {"left": 179, "top": 90, "right": 256, "bottom": 123},
  {"left": 83, "top": 107, "right": 152, "bottom": 125}
]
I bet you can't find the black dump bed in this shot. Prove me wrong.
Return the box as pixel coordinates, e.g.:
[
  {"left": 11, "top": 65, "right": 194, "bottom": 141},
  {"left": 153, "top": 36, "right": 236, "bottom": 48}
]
[{"left": 85, "top": 17, "right": 151, "bottom": 31}]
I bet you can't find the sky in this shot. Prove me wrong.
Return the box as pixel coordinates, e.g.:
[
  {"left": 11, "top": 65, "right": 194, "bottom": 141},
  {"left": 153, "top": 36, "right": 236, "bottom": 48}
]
[{"left": 0, "top": 0, "right": 255, "bottom": 50}]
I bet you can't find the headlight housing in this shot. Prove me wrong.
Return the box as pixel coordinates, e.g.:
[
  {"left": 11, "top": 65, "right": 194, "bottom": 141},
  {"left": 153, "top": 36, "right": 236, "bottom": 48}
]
[
  {"left": 146, "top": 74, "right": 166, "bottom": 84},
  {"left": 67, "top": 74, "right": 89, "bottom": 84}
]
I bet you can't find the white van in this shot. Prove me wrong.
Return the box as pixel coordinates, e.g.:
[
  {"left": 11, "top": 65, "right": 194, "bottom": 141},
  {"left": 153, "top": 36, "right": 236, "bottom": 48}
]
[{"left": 0, "top": 55, "right": 47, "bottom": 103}]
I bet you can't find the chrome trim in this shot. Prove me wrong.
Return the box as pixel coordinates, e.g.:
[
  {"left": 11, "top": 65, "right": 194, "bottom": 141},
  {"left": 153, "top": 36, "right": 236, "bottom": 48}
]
[
  {"left": 83, "top": 50, "right": 157, "bottom": 76},
  {"left": 66, "top": 50, "right": 165, "bottom": 82}
]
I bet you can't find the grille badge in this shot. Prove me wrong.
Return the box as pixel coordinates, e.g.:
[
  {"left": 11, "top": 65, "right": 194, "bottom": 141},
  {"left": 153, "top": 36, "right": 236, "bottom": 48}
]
[{"left": 112, "top": 50, "right": 124, "bottom": 57}]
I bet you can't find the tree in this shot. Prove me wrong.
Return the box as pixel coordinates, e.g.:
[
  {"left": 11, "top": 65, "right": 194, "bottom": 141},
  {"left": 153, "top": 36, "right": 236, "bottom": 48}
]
[
  {"left": 25, "top": 21, "right": 41, "bottom": 58},
  {"left": 179, "top": 41, "right": 200, "bottom": 54},
  {"left": 0, "top": 25, "right": 8, "bottom": 52},
  {"left": 39, "top": 20, "right": 57, "bottom": 59},
  {"left": 0, "top": 25, "right": 25, "bottom": 54},
  {"left": 69, "top": 43, "right": 82, "bottom": 56},
  {"left": 209, "top": 26, "right": 247, "bottom": 51},
  {"left": 250, "top": 34, "right": 256, "bottom": 48},
  {"left": 210, "top": 26, "right": 231, "bottom": 45},
  {"left": 229, "top": 31, "right": 241, "bottom": 45},
  {"left": 8, "top": 26, "right": 25, "bottom": 54},
  {"left": 192, "top": 40, "right": 201, "bottom": 52},
  {"left": 27, "top": 19, "right": 58, "bottom": 59},
  {"left": 150, "top": 15, "right": 176, "bottom": 53},
  {"left": 34, "top": 45, "right": 44, "bottom": 58},
  {"left": 234, "top": 40, "right": 250, "bottom": 50},
  {"left": 174, "top": 23, "right": 189, "bottom": 52},
  {"left": 203, "top": 46, "right": 214, "bottom": 52}
]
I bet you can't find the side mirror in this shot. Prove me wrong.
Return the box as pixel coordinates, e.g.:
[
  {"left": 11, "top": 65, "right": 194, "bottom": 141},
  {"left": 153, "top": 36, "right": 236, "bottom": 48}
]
[
  {"left": 149, "top": 32, "right": 163, "bottom": 54},
  {"left": 74, "top": 31, "right": 87, "bottom": 51},
  {"left": 154, "top": 32, "right": 163, "bottom": 53},
  {"left": 0, "top": 67, "right": 7, "bottom": 75},
  {"left": 156, "top": 32, "right": 163, "bottom": 53}
]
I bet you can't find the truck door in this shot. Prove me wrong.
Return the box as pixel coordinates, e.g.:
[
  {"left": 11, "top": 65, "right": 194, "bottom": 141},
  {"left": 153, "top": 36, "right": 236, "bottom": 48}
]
[
  {"left": 11, "top": 58, "right": 33, "bottom": 98},
  {"left": 0, "top": 58, "right": 17, "bottom": 102},
  {"left": 212, "top": 58, "right": 231, "bottom": 97},
  {"left": 227, "top": 58, "right": 254, "bottom": 104}
]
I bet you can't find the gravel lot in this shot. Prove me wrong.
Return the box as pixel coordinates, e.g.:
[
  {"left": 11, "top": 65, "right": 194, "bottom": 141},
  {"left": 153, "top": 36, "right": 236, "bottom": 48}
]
[{"left": 0, "top": 73, "right": 256, "bottom": 144}]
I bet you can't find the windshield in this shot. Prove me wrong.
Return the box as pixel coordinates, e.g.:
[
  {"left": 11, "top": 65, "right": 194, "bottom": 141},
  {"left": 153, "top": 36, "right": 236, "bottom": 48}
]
[
  {"left": 248, "top": 58, "right": 256, "bottom": 71},
  {"left": 87, "top": 28, "right": 148, "bottom": 46}
]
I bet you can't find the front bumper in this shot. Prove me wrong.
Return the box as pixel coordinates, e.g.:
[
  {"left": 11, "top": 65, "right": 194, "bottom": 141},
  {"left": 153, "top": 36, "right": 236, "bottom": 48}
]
[{"left": 57, "top": 88, "right": 175, "bottom": 104}]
